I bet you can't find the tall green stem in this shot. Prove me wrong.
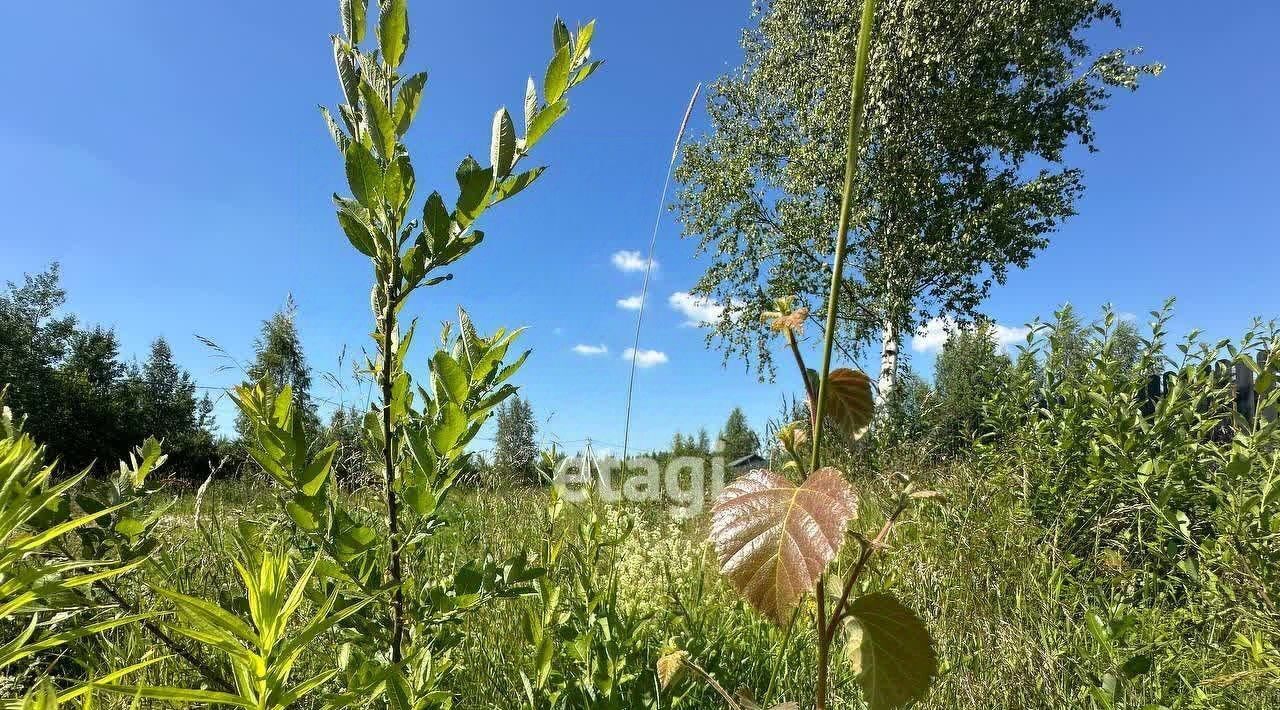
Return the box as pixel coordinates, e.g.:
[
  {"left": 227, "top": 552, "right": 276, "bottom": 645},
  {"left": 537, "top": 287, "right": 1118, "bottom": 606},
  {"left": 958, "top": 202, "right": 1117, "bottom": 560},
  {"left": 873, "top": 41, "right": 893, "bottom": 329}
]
[
  {"left": 808, "top": 0, "right": 878, "bottom": 475},
  {"left": 810, "top": 1, "right": 878, "bottom": 708}
]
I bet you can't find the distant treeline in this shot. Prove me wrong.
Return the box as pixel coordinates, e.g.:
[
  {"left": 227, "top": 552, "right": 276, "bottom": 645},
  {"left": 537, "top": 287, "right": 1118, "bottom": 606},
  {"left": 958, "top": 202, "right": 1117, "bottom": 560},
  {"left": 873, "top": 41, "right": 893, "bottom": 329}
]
[{"left": 0, "top": 264, "right": 217, "bottom": 478}]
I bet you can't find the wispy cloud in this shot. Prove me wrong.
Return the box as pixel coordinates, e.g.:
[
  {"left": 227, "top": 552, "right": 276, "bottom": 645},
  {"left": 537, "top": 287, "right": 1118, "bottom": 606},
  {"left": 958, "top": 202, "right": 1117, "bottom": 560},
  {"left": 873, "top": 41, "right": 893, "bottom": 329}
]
[
  {"left": 616, "top": 295, "right": 643, "bottom": 310},
  {"left": 911, "top": 317, "right": 1030, "bottom": 353},
  {"left": 572, "top": 343, "right": 608, "bottom": 356},
  {"left": 612, "top": 250, "right": 655, "bottom": 273},
  {"left": 622, "top": 348, "right": 668, "bottom": 368},
  {"left": 668, "top": 291, "right": 723, "bottom": 327}
]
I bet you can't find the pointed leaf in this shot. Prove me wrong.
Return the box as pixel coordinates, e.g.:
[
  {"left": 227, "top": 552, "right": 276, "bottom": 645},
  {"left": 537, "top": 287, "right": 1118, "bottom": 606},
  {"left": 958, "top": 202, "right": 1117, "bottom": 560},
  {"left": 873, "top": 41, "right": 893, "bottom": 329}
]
[
  {"left": 843, "top": 593, "right": 937, "bottom": 710},
  {"left": 359, "top": 80, "right": 396, "bottom": 160},
  {"left": 394, "top": 71, "right": 427, "bottom": 136},
  {"left": 523, "top": 77, "right": 538, "bottom": 134},
  {"left": 344, "top": 140, "right": 382, "bottom": 207},
  {"left": 377, "top": 0, "right": 408, "bottom": 68},
  {"left": 490, "top": 108, "right": 517, "bottom": 178},
  {"left": 454, "top": 156, "right": 493, "bottom": 227},
  {"left": 709, "top": 467, "right": 857, "bottom": 623},
  {"left": 339, "top": 0, "right": 368, "bottom": 42},
  {"left": 526, "top": 99, "right": 567, "bottom": 149},
  {"left": 544, "top": 43, "right": 571, "bottom": 105}
]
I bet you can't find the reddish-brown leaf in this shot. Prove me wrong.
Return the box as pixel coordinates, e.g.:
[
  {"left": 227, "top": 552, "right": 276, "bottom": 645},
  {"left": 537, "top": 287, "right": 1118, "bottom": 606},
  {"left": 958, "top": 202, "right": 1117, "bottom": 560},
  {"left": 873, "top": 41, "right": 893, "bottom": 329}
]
[
  {"left": 817, "top": 368, "right": 874, "bottom": 442},
  {"left": 709, "top": 468, "right": 857, "bottom": 624}
]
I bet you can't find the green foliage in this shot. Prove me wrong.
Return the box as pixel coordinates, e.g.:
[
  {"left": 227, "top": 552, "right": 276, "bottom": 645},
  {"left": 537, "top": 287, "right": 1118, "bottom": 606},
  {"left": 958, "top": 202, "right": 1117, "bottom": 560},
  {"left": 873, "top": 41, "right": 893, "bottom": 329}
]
[
  {"left": 673, "top": 0, "right": 1162, "bottom": 385},
  {"left": 234, "top": 296, "right": 320, "bottom": 444},
  {"left": 0, "top": 265, "right": 216, "bottom": 476},
  {"left": 492, "top": 395, "right": 539, "bottom": 487},
  {"left": 928, "top": 320, "right": 1012, "bottom": 456},
  {"left": 718, "top": 407, "right": 760, "bottom": 461}
]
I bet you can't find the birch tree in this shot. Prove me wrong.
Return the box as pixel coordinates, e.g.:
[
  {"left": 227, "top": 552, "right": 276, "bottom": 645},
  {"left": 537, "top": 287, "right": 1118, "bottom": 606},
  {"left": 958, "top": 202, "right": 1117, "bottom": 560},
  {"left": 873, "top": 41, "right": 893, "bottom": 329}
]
[{"left": 674, "top": 0, "right": 1160, "bottom": 395}]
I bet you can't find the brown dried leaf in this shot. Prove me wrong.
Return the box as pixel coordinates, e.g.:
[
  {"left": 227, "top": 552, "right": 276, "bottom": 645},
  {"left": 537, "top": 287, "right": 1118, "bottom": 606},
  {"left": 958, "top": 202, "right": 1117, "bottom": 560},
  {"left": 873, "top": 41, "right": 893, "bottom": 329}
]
[{"left": 709, "top": 468, "right": 857, "bottom": 624}]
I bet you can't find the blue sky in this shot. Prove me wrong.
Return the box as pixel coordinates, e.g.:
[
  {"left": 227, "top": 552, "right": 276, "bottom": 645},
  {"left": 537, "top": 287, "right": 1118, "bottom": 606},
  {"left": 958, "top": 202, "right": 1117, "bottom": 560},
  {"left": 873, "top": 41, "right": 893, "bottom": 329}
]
[{"left": 1, "top": 1, "right": 1277, "bottom": 455}]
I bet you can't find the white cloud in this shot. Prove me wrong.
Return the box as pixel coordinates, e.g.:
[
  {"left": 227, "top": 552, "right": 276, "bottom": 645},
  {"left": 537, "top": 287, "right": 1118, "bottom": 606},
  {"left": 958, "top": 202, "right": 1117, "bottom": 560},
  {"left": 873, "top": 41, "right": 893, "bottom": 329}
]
[
  {"left": 911, "top": 317, "right": 954, "bottom": 353},
  {"left": 612, "top": 250, "right": 656, "bottom": 273},
  {"left": 668, "top": 291, "right": 723, "bottom": 327},
  {"left": 992, "top": 323, "right": 1032, "bottom": 350},
  {"left": 616, "top": 294, "right": 644, "bottom": 310},
  {"left": 572, "top": 343, "right": 608, "bottom": 356},
  {"left": 911, "top": 317, "right": 1030, "bottom": 353},
  {"left": 622, "top": 348, "right": 668, "bottom": 368}
]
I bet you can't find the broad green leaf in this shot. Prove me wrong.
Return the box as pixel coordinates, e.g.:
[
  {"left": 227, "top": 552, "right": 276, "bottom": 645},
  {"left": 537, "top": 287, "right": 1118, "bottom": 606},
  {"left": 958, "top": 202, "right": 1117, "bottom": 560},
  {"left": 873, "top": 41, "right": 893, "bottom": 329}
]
[
  {"left": 843, "top": 593, "right": 937, "bottom": 710},
  {"left": 287, "top": 494, "right": 325, "bottom": 532},
  {"left": 300, "top": 443, "right": 337, "bottom": 496},
  {"left": 344, "top": 141, "right": 383, "bottom": 207},
  {"left": 817, "top": 368, "right": 874, "bottom": 442},
  {"left": 494, "top": 166, "right": 546, "bottom": 203},
  {"left": 526, "top": 99, "right": 567, "bottom": 148},
  {"left": 454, "top": 156, "right": 493, "bottom": 227},
  {"left": 360, "top": 80, "right": 396, "bottom": 160},
  {"left": 377, "top": 0, "right": 408, "bottom": 68},
  {"left": 422, "top": 191, "right": 451, "bottom": 245},
  {"left": 709, "top": 467, "right": 857, "bottom": 623},
  {"left": 490, "top": 108, "right": 517, "bottom": 178},
  {"left": 336, "top": 204, "right": 379, "bottom": 257},
  {"left": 544, "top": 43, "right": 571, "bottom": 106},
  {"left": 384, "top": 152, "right": 414, "bottom": 212},
  {"left": 432, "top": 351, "right": 468, "bottom": 405},
  {"left": 339, "top": 0, "right": 368, "bottom": 43},
  {"left": 394, "top": 71, "right": 427, "bottom": 136},
  {"left": 431, "top": 402, "right": 467, "bottom": 454},
  {"left": 114, "top": 517, "right": 145, "bottom": 538}
]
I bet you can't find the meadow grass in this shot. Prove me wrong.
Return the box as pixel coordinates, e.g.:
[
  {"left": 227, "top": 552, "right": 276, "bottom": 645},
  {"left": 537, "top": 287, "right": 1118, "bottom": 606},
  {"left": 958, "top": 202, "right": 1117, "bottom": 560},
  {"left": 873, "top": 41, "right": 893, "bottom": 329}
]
[{"left": 54, "top": 453, "right": 1274, "bottom": 709}]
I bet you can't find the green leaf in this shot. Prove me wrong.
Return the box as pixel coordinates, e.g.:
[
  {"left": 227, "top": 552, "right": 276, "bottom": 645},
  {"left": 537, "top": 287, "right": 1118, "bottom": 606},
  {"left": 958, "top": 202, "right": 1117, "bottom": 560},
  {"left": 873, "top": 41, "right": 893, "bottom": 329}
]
[
  {"left": 431, "top": 402, "right": 467, "bottom": 454},
  {"left": 572, "top": 59, "right": 604, "bottom": 87},
  {"left": 394, "top": 71, "right": 427, "bottom": 136},
  {"left": 432, "top": 351, "right": 469, "bottom": 405},
  {"left": 523, "top": 77, "right": 538, "bottom": 134},
  {"left": 92, "top": 684, "right": 253, "bottom": 708},
  {"left": 552, "top": 17, "right": 571, "bottom": 52},
  {"left": 544, "top": 43, "right": 571, "bottom": 106},
  {"left": 526, "top": 99, "right": 567, "bottom": 148},
  {"left": 301, "top": 443, "right": 337, "bottom": 496},
  {"left": 344, "top": 140, "right": 383, "bottom": 207},
  {"left": 494, "top": 166, "right": 546, "bottom": 203},
  {"left": 336, "top": 203, "right": 379, "bottom": 257},
  {"left": 287, "top": 494, "right": 326, "bottom": 532},
  {"left": 843, "top": 593, "right": 937, "bottom": 710},
  {"left": 114, "top": 517, "right": 146, "bottom": 538},
  {"left": 360, "top": 80, "right": 396, "bottom": 160},
  {"left": 377, "top": 0, "right": 408, "bottom": 68},
  {"left": 422, "top": 191, "right": 451, "bottom": 246},
  {"left": 332, "top": 38, "right": 360, "bottom": 107},
  {"left": 319, "top": 105, "right": 350, "bottom": 152},
  {"left": 491, "top": 108, "right": 517, "bottom": 178},
  {"left": 454, "top": 156, "right": 494, "bottom": 227},
  {"left": 339, "top": 0, "right": 368, "bottom": 43},
  {"left": 384, "top": 152, "right": 414, "bottom": 212},
  {"left": 575, "top": 20, "right": 596, "bottom": 63}
]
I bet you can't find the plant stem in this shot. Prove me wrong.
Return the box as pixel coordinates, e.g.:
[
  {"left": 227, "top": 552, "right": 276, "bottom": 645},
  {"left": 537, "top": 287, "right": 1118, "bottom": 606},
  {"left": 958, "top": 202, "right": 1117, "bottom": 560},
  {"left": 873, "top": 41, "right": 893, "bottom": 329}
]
[
  {"left": 96, "top": 579, "right": 236, "bottom": 692},
  {"left": 808, "top": 0, "right": 879, "bottom": 707},
  {"left": 381, "top": 273, "right": 405, "bottom": 664}
]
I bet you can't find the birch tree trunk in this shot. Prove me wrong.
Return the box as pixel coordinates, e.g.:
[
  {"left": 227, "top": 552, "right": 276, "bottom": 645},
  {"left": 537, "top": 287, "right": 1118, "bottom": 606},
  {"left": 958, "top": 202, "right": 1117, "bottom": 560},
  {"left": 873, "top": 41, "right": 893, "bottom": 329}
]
[{"left": 878, "top": 318, "right": 900, "bottom": 402}]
